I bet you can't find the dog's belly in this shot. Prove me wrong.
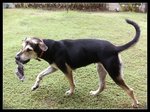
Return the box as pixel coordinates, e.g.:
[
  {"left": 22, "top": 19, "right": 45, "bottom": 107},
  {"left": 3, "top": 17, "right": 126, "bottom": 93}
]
[{"left": 67, "top": 55, "right": 100, "bottom": 69}]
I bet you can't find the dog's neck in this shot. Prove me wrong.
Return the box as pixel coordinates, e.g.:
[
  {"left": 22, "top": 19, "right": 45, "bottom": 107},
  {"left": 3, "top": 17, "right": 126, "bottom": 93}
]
[
  {"left": 39, "top": 50, "right": 44, "bottom": 58},
  {"left": 39, "top": 39, "right": 45, "bottom": 58},
  {"left": 35, "top": 39, "right": 45, "bottom": 61},
  {"left": 36, "top": 50, "right": 44, "bottom": 61},
  {"left": 35, "top": 39, "right": 56, "bottom": 64}
]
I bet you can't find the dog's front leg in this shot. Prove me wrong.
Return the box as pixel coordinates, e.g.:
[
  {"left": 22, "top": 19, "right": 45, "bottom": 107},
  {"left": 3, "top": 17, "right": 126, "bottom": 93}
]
[
  {"left": 64, "top": 63, "right": 76, "bottom": 96},
  {"left": 65, "top": 70, "right": 75, "bottom": 96},
  {"left": 31, "top": 66, "right": 57, "bottom": 91}
]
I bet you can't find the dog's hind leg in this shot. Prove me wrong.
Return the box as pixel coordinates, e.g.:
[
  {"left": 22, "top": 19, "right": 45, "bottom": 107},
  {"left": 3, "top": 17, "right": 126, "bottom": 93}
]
[
  {"left": 90, "top": 63, "right": 107, "bottom": 96},
  {"left": 31, "top": 66, "right": 57, "bottom": 91},
  {"left": 104, "top": 55, "right": 139, "bottom": 108},
  {"left": 113, "top": 75, "right": 139, "bottom": 108}
]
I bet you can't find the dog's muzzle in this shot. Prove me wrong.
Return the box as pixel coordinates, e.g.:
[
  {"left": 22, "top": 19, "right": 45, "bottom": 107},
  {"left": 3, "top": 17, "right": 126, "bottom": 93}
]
[{"left": 15, "top": 53, "right": 30, "bottom": 64}]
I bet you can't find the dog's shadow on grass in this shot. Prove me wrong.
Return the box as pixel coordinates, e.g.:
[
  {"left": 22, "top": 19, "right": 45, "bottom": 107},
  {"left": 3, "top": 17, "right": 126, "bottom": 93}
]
[{"left": 30, "top": 84, "right": 106, "bottom": 108}]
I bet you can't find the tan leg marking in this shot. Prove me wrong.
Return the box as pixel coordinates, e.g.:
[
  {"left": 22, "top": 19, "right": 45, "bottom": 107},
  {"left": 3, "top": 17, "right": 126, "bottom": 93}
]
[
  {"left": 65, "top": 64, "right": 75, "bottom": 96},
  {"left": 90, "top": 63, "right": 107, "bottom": 96}
]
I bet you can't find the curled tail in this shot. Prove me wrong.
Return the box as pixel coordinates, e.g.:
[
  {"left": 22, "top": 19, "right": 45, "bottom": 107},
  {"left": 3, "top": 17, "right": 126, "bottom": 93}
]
[{"left": 116, "top": 19, "right": 140, "bottom": 53}]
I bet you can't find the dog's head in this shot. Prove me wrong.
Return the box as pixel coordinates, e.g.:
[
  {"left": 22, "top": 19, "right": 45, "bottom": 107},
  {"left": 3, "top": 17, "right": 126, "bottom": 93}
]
[{"left": 15, "top": 37, "right": 48, "bottom": 64}]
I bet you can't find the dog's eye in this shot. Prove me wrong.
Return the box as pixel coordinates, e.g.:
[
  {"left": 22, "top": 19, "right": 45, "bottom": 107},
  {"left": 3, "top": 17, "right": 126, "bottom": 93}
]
[
  {"left": 26, "top": 48, "right": 32, "bottom": 52},
  {"left": 25, "top": 41, "right": 29, "bottom": 44}
]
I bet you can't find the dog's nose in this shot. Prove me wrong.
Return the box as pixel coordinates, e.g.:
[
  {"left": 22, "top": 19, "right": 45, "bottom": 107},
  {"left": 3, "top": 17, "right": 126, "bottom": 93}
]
[{"left": 15, "top": 55, "right": 20, "bottom": 60}]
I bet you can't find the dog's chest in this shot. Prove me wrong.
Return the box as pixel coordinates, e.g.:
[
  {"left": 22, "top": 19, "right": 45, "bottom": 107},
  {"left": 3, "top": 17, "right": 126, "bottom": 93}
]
[{"left": 51, "top": 63, "right": 59, "bottom": 69}]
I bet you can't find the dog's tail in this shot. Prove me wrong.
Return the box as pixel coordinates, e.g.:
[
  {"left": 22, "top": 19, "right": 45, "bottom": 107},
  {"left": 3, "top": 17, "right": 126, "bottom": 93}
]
[{"left": 116, "top": 19, "right": 140, "bottom": 53}]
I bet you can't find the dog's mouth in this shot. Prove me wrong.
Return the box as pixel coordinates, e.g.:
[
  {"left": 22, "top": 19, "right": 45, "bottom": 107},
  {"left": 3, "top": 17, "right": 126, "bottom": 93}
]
[{"left": 21, "top": 59, "right": 30, "bottom": 64}]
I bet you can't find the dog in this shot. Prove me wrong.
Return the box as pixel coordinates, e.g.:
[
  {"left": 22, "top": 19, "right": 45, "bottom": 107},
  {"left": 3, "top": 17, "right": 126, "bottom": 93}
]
[{"left": 15, "top": 19, "right": 140, "bottom": 108}]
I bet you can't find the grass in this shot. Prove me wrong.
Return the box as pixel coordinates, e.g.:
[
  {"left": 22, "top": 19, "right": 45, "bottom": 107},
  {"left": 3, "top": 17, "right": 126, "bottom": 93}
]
[{"left": 3, "top": 8, "right": 147, "bottom": 109}]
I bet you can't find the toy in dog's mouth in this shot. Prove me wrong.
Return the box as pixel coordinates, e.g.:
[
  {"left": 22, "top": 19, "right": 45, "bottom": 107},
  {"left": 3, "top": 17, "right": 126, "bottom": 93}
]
[{"left": 15, "top": 60, "right": 25, "bottom": 81}]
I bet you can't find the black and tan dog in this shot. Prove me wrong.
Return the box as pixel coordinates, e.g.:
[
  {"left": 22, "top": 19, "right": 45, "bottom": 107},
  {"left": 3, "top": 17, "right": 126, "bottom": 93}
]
[{"left": 15, "top": 19, "right": 140, "bottom": 107}]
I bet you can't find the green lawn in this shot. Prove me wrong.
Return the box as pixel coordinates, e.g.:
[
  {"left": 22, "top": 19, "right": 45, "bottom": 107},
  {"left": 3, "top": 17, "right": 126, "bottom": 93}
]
[{"left": 3, "top": 9, "right": 147, "bottom": 109}]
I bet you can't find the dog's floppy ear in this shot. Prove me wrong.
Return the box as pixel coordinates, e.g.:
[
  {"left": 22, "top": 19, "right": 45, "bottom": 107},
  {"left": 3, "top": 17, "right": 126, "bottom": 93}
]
[{"left": 38, "top": 42, "right": 48, "bottom": 51}]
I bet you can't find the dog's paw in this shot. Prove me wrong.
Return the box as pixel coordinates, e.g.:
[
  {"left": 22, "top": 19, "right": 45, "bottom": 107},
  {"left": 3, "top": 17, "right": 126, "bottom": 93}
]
[
  {"left": 65, "top": 90, "right": 73, "bottom": 96},
  {"left": 31, "top": 85, "right": 39, "bottom": 91},
  {"left": 132, "top": 101, "right": 140, "bottom": 108},
  {"left": 90, "top": 90, "right": 99, "bottom": 96}
]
